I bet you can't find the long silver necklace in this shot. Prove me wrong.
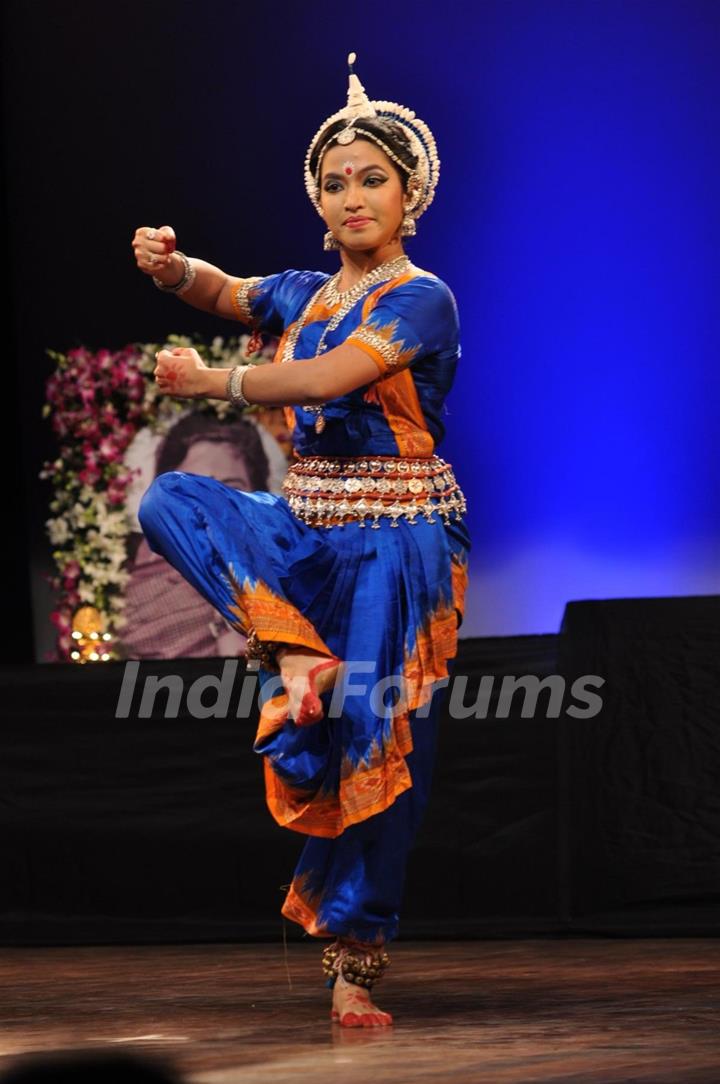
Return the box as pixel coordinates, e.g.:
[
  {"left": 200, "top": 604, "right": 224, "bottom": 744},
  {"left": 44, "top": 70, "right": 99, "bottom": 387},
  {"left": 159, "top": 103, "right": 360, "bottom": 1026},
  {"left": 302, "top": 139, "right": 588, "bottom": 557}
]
[{"left": 282, "top": 254, "right": 412, "bottom": 433}]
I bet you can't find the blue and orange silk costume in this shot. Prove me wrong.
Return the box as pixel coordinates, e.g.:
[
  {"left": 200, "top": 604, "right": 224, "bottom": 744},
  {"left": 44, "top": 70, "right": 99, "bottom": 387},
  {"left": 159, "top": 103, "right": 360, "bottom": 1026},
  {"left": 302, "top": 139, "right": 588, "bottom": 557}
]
[{"left": 139, "top": 264, "right": 471, "bottom": 944}]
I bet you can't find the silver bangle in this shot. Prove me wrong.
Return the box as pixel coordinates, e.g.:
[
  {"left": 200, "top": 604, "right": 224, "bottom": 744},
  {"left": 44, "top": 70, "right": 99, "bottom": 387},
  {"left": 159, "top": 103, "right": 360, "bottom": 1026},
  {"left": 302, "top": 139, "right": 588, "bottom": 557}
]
[
  {"left": 153, "top": 251, "right": 197, "bottom": 295},
  {"left": 226, "top": 364, "right": 252, "bottom": 408}
]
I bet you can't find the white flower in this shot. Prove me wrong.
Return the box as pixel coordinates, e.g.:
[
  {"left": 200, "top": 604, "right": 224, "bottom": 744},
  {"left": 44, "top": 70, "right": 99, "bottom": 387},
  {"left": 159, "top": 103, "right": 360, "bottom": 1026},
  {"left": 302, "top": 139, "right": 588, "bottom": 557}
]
[
  {"left": 77, "top": 583, "right": 96, "bottom": 604},
  {"left": 67, "top": 503, "right": 87, "bottom": 529},
  {"left": 47, "top": 517, "right": 71, "bottom": 545}
]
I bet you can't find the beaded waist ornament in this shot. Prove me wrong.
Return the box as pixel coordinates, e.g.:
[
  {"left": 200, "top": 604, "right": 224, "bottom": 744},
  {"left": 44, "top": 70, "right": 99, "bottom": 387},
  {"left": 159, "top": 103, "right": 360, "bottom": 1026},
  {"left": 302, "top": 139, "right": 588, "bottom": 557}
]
[{"left": 282, "top": 454, "right": 467, "bottom": 529}]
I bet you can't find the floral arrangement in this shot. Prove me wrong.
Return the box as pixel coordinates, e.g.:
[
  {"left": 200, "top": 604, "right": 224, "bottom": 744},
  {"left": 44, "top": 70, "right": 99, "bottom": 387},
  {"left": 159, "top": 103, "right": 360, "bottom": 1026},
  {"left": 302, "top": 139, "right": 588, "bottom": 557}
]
[{"left": 42, "top": 333, "right": 277, "bottom": 662}]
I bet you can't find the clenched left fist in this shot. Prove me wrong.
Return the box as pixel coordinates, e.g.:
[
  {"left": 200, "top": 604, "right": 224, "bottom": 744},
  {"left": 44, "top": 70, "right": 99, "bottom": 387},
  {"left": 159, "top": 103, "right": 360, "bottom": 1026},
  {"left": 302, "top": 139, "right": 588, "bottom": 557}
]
[{"left": 154, "top": 347, "right": 210, "bottom": 399}]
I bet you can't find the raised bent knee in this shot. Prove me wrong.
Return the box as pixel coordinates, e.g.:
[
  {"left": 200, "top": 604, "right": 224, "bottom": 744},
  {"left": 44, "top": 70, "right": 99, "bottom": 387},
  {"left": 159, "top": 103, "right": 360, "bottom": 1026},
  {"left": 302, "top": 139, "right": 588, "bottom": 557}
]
[{"left": 138, "top": 471, "right": 184, "bottom": 538}]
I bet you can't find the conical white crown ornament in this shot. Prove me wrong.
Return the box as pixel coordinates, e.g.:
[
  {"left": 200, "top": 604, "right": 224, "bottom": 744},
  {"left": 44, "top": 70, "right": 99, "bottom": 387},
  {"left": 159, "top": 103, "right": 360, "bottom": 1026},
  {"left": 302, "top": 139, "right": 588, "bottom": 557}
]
[{"left": 345, "top": 52, "right": 376, "bottom": 119}]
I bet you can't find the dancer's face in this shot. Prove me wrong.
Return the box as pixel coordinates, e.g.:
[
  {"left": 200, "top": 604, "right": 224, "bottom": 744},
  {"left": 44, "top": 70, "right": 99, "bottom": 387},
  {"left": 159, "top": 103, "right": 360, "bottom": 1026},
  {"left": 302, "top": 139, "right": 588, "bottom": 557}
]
[{"left": 320, "top": 139, "right": 406, "bottom": 253}]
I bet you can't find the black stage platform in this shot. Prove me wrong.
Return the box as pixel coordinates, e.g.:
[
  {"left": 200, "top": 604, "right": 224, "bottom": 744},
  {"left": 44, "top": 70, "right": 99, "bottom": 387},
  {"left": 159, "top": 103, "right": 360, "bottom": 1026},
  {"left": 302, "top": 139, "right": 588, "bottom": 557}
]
[{"left": 1, "top": 596, "right": 718, "bottom": 945}]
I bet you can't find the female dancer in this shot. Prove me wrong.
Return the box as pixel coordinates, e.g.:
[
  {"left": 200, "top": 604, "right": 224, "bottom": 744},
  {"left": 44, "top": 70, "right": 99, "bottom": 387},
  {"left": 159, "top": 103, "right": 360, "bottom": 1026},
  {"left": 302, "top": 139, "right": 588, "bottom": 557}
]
[{"left": 131, "top": 54, "right": 470, "bottom": 1028}]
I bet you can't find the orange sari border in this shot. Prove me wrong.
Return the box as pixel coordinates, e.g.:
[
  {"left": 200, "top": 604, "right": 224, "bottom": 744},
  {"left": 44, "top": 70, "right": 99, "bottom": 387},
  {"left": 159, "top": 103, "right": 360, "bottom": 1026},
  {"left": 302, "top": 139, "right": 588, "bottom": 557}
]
[
  {"left": 451, "top": 552, "right": 470, "bottom": 624},
  {"left": 280, "top": 870, "right": 330, "bottom": 937},
  {"left": 261, "top": 739, "right": 413, "bottom": 839},
  {"left": 269, "top": 327, "right": 298, "bottom": 436},
  {"left": 256, "top": 589, "right": 459, "bottom": 840},
  {"left": 363, "top": 372, "right": 434, "bottom": 458},
  {"left": 226, "top": 567, "right": 333, "bottom": 659},
  {"left": 254, "top": 692, "right": 289, "bottom": 745}
]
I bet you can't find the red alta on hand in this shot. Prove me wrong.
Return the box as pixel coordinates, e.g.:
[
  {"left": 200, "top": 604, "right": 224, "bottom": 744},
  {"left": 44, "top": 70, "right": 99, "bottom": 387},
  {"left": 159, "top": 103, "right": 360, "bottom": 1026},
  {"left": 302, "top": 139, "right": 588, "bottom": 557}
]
[{"left": 161, "top": 226, "right": 176, "bottom": 256}]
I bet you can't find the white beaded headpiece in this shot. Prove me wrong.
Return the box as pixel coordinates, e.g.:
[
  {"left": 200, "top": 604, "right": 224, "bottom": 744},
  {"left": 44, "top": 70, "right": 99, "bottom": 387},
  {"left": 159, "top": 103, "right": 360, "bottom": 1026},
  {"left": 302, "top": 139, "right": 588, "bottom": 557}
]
[{"left": 304, "top": 52, "right": 441, "bottom": 226}]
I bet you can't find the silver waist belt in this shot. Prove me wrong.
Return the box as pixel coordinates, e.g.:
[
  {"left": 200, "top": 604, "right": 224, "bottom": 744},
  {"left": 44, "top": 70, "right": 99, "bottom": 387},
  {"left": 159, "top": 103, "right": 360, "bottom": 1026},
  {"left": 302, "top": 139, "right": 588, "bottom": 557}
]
[{"left": 281, "top": 454, "right": 467, "bottom": 528}]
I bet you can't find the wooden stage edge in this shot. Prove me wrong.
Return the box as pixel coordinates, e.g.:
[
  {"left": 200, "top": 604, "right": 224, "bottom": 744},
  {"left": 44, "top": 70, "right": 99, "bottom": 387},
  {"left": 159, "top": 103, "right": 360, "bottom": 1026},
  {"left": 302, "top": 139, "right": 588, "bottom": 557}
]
[{"left": 1, "top": 939, "right": 719, "bottom": 1083}]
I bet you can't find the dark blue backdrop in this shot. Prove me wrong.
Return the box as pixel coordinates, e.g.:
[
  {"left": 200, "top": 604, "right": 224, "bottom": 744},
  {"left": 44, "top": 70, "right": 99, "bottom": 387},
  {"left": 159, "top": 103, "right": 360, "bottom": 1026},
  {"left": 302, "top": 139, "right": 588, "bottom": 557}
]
[{"left": 3, "top": 0, "right": 718, "bottom": 653}]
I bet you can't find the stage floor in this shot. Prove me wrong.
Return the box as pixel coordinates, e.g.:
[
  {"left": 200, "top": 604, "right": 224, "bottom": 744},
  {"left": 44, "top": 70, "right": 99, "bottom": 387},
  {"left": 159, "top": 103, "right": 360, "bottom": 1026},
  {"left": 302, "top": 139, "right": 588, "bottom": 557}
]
[{"left": 1, "top": 939, "right": 719, "bottom": 1083}]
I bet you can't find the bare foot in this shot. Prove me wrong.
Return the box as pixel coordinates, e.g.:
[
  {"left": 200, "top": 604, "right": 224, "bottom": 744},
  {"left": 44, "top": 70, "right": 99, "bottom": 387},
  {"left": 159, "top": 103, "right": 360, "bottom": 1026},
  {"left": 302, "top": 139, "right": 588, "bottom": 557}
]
[
  {"left": 276, "top": 647, "right": 342, "bottom": 724},
  {"left": 331, "top": 972, "right": 393, "bottom": 1028}
]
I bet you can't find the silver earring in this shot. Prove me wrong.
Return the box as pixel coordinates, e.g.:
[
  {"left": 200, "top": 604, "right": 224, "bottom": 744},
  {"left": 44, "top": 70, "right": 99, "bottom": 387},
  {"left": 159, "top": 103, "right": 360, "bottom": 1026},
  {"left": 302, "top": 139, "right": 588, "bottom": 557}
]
[
  {"left": 400, "top": 211, "right": 417, "bottom": 237},
  {"left": 324, "top": 230, "right": 340, "bottom": 251},
  {"left": 401, "top": 176, "right": 421, "bottom": 237}
]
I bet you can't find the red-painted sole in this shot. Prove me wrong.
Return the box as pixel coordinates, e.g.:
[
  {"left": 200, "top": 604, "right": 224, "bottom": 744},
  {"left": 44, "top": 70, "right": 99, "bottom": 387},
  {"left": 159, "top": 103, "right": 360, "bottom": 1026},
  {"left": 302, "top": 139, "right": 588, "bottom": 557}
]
[
  {"left": 330, "top": 1008, "right": 393, "bottom": 1027},
  {"left": 295, "top": 657, "right": 341, "bottom": 727}
]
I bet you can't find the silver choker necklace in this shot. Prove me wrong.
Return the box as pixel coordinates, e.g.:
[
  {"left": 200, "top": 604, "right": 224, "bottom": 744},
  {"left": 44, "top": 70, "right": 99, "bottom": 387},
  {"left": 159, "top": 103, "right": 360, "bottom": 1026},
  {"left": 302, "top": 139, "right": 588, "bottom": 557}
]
[{"left": 321, "top": 255, "right": 411, "bottom": 308}]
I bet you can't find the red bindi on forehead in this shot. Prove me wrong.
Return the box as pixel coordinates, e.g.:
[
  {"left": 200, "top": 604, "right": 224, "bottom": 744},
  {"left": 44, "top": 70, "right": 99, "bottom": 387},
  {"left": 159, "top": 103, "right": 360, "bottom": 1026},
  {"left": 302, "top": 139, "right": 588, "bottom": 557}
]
[{"left": 324, "top": 162, "right": 386, "bottom": 177}]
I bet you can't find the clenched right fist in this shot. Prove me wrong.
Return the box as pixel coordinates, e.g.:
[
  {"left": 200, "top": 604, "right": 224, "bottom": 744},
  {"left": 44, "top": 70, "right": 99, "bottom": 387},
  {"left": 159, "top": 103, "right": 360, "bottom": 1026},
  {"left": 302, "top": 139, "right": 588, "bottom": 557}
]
[{"left": 132, "top": 225, "right": 177, "bottom": 276}]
